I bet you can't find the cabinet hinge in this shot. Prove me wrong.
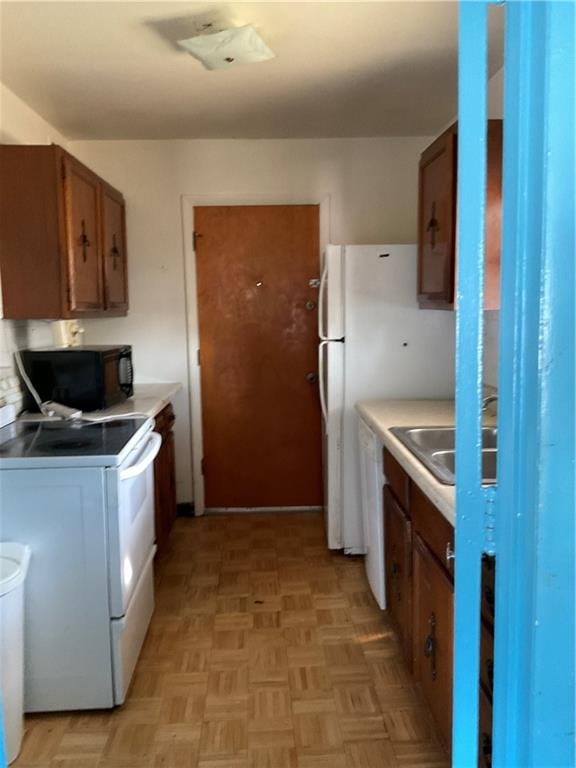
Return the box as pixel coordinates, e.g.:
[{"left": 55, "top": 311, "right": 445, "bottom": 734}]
[{"left": 193, "top": 231, "right": 203, "bottom": 251}]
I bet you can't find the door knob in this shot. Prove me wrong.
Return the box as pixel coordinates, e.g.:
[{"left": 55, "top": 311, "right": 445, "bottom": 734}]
[
  {"left": 306, "top": 372, "right": 318, "bottom": 384},
  {"left": 305, "top": 300, "right": 317, "bottom": 311}
]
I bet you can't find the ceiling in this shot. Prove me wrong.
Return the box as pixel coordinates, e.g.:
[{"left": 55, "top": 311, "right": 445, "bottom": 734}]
[{"left": 0, "top": 2, "right": 504, "bottom": 140}]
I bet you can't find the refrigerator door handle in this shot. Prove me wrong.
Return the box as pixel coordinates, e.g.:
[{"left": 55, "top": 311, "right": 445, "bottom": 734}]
[
  {"left": 318, "top": 261, "right": 329, "bottom": 340},
  {"left": 318, "top": 340, "right": 329, "bottom": 431}
]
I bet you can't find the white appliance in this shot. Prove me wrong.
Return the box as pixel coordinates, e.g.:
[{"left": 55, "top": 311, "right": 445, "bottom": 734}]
[
  {"left": 318, "top": 244, "right": 455, "bottom": 555},
  {"left": 0, "top": 417, "right": 161, "bottom": 711},
  {"left": 358, "top": 418, "right": 385, "bottom": 607}
]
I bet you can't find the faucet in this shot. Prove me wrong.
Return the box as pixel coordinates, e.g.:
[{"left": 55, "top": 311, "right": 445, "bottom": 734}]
[{"left": 482, "top": 394, "right": 498, "bottom": 412}]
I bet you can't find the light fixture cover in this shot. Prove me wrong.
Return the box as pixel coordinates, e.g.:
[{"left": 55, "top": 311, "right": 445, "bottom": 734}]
[{"left": 178, "top": 25, "right": 275, "bottom": 70}]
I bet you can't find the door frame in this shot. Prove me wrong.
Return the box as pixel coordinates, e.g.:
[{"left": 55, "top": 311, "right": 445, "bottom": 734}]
[{"left": 181, "top": 193, "right": 331, "bottom": 516}]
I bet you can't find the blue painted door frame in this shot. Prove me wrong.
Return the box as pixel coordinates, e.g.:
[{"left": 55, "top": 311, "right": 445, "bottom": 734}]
[{"left": 454, "top": 1, "right": 575, "bottom": 766}]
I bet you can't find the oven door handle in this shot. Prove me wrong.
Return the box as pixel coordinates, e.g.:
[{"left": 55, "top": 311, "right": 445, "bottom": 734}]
[{"left": 120, "top": 432, "right": 162, "bottom": 481}]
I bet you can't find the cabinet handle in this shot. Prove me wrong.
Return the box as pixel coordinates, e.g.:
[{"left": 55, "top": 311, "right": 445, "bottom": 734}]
[
  {"left": 423, "top": 612, "right": 437, "bottom": 680},
  {"left": 445, "top": 542, "right": 455, "bottom": 564},
  {"left": 111, "top": 234, "right": 120, "bottom": 270},
  {"left": 79, "top": 219, "right": 91, "bottom": 262},
  {"left": 426, "top": 201, "right": 440, "bottom": 250}
]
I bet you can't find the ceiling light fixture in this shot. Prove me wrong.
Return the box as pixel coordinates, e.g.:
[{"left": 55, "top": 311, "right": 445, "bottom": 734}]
[{"left": 177, "top": 24, "right": 275, "bottom": 71}]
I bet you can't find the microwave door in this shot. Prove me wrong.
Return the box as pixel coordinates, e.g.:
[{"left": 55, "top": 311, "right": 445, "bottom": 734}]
[{"left": 118, "top": 351, "right": 134, "bottom": 396}]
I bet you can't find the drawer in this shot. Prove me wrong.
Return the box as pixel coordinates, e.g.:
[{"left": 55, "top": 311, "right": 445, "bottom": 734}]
[
  {"left": 411, "top": 483, "right": 454, "bottom": 578},
  {"left": 480, "top": 618, "right": 494, "bottom": 698},
  {"left": 154, "top": 403, "right": 175, "bottom": 434},
  {"left": 111, "top": 545, "right": 156, "bottom": 705},
  {"left": 383, "top": 448, "right": 410, "bottom": 511}
]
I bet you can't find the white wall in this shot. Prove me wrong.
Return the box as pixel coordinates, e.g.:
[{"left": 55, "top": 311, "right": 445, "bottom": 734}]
[
  {"left": 70, "top": 136, "right": 432, "bottom": 503},
  {"left": 0, "top": 83, "right": 69, "bottom": 368}
]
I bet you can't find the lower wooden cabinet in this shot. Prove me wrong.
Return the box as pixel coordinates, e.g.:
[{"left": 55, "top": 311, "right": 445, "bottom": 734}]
[
  {"left": 478, "top": 687, "right": 493, "bottom": 768},
  {"left": 413, "top": 533, "right": 454, "bottom": 750},
  {"left": 384, "top": 485, "right": 413, "bottom": 668},
  {"left": 382, "top": 448, "right": 496, "bottom": 757},
  {"left": 154, "top": 404, "right": 177, "bottom": 554}
]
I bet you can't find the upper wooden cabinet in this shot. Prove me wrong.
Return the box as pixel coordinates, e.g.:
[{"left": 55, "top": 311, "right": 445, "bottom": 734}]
[
  {"left": 0, "top": 144, "right": 128, "bottom": 319},
  {"left": 101, "top": 183, "right": 128, "bottom": 312},
  {"left": 417, "top": 121, "right": 503, "bottom": 309}
]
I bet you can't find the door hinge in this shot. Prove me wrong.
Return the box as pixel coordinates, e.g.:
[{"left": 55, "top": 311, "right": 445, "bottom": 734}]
[
  {"left": 201, "top": 458, "right": 206, "bottom": 475},
  {"left": 193, "top": 231, "right": 203, "bottom": 251},
  {"left": 197, "top": 348, "right": 201, "bottom": 367}
]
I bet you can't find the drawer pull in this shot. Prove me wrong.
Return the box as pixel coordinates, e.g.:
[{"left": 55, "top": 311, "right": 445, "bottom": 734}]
[{"left": 423, "top": 612, "right": 437, "bottom": 680}]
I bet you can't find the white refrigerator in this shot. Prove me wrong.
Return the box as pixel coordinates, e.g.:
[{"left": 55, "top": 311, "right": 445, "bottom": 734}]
[{"left": 318, "top": 244, "right": 455, "bottom": 553}]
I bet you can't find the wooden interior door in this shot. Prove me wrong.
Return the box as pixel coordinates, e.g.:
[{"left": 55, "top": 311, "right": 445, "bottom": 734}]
[
  {"left": 101, "top": 183, "right": 128, "bottom": 312},
  {"left": 195, "top": 205, "right": 323, "bottom": 509},
  {"left": 63, "top": 155, "right": 103, "bottom": 313}
]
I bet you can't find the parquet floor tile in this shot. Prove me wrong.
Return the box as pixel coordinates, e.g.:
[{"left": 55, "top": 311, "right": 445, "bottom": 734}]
[{"left": 14, "top": 513, "right": 448, "bottom": 768}]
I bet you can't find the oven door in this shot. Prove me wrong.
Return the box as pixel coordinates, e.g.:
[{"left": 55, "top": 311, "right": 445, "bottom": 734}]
[{"left": 106, "top": 428, "right": 162, "bottom": 618}]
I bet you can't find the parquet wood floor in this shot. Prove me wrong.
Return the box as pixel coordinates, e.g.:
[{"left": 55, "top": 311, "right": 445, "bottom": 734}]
[{"left": 13, "top": 513, "right": 449, "bottom": 768}]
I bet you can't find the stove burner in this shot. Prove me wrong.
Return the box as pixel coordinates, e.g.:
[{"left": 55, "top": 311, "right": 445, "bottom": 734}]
[
  {"left": 0, "top": 416, "right": 150, "bottom": 463},
  {"left": 43, "top": 439, "right": 95, "bottom": 450}
]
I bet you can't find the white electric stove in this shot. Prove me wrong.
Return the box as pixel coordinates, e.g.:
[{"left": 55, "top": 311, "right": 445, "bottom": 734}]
[{"left": 0, "top": 417, "right": 161, "bottom": 711}]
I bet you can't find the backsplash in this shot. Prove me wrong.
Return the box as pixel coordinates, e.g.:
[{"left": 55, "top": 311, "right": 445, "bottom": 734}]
[
  {"left": 0, "top": 318, "right": 54, "bottom": 369},
  {"left": 0, "top": 320, "right": 52, "bottom": 412},
  {"left": 0, "top": 367, "right": 23, "bottom": 412}
]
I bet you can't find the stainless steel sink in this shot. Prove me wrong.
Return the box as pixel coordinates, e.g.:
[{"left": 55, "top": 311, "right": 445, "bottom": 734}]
[{"left": 390, "top": 426, "right": 497, "bottom": 485}]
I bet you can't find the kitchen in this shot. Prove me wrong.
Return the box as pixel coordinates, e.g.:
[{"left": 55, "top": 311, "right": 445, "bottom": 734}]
[{"left": 0, "top": 3, "right": 573, "bottom": 768}]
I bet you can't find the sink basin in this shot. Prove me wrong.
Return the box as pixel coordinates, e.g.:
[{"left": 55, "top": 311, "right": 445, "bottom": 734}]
[
  {"left": 390, "top": 426, "right": 497, "bottom": 485},
  {"left": 399, "top": 426, "right": 497, "bottom": 451},
  {"left": 429, "top": 449, "right": 498, "bottom": 485}
]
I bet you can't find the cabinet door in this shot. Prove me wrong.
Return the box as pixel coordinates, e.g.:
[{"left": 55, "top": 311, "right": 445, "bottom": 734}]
[
  {"left": 418, "top": 129, "right": 457, "bottom": 308},
  {"left": 101, "top": 184, "right": 128, "bottom": 312},
  {"left": 413, "top": 534, "right": 454, "bottom": 750},
  {"left": 153, "top": 405, "right": 177, "bottom": 554},
  {"left": 384, "top": 485, "right": 413, "bottom": 667},
  {"left": 63, "top": 155, "right": 104, "bottom": 313}
]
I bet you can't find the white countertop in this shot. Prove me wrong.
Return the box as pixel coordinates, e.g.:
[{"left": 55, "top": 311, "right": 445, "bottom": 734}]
[
  {"left": 355, "top": 399, "right": 458, "bottom": 525},
  {"left": 87, "top": 382, "right": 182, "bottom": 420}
]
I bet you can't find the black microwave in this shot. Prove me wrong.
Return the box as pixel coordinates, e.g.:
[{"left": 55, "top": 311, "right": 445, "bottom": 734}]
[{"left": 20, "top": 346, "right": 134, "bottom": 412}]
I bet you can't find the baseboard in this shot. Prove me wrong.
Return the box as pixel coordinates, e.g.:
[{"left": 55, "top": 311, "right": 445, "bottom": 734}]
[{"left": 204, "top": 506, "right": 322, "bottom": 515}]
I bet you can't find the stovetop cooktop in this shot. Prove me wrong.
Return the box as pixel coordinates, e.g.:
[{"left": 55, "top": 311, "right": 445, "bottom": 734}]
[{"left": 0, "top": 418, "right": 151, "bottom": 468}]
